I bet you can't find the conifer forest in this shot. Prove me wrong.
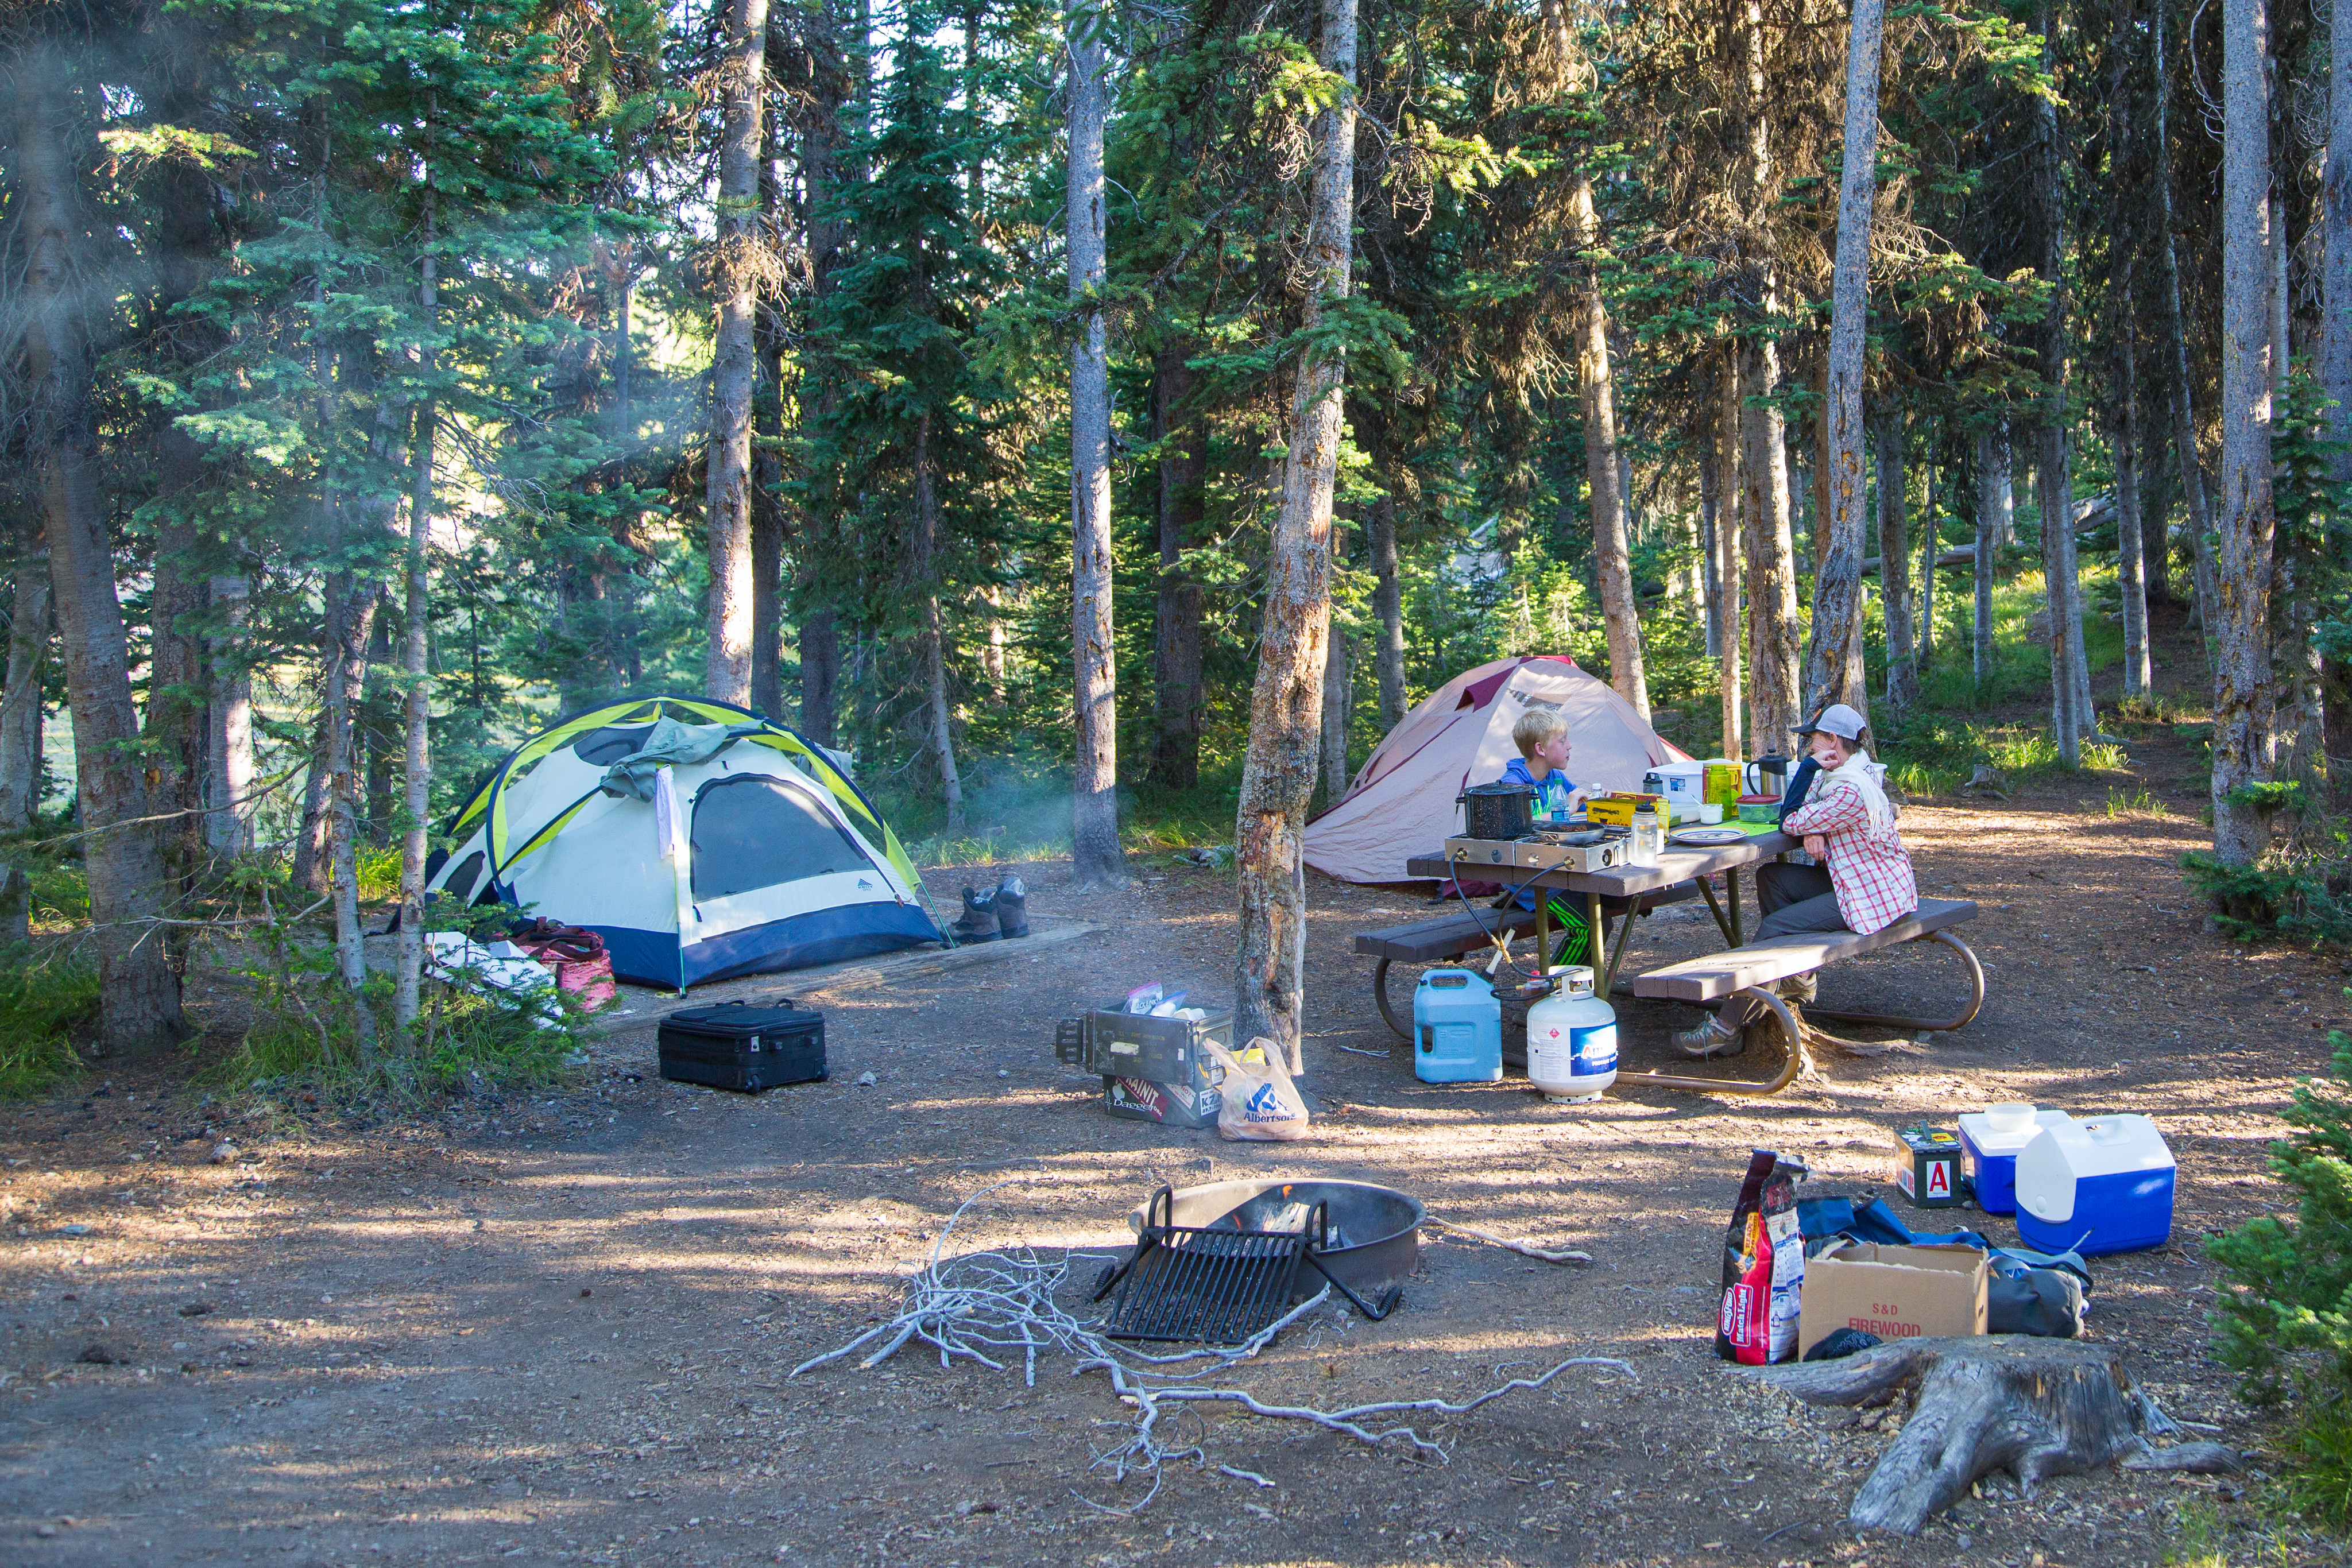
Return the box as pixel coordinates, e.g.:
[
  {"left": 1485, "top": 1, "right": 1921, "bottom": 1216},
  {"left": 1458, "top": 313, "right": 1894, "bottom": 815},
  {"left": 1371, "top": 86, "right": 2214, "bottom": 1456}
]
[{"left": 2, "top": 0, "right": 2350, "bottom": 1062}]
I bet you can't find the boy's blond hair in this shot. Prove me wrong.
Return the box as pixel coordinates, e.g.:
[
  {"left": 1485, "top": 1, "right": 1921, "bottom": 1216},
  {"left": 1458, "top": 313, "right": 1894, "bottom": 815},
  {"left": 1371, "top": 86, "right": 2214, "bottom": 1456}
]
[{"left": 1512, "top": 707, "right": 1569, "bottom": 760}]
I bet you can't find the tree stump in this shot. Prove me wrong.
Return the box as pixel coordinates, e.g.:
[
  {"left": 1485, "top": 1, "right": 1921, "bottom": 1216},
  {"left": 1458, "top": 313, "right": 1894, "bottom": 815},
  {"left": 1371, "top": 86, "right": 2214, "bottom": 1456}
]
[{"left": 1756, "top": 1336, "right": 2151, "bottom": 1536}]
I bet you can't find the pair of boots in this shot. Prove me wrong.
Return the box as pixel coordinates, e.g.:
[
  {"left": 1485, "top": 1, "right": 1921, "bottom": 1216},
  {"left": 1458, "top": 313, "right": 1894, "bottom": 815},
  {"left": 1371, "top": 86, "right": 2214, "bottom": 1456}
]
[
  {"left": 1670, "top": 971, "right": 1817, "bottom": 1059},
  {"left": 952, "top": 876, "right": 1028, "bottom": 943}
]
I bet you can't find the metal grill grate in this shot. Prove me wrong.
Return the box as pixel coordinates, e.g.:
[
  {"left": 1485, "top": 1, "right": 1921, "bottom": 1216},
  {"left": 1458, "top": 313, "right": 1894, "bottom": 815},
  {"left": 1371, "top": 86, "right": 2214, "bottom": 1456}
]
[{"left": 1092, "top": 1188, "right": 1321, "bottom": 1345}]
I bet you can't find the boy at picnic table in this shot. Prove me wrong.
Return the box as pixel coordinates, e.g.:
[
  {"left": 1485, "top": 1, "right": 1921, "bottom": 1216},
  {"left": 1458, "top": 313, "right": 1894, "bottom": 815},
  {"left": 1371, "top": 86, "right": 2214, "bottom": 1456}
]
[
  {"left": 1498, "top": 707, "right": 1584, "bottom": 822},
  {"left": 1671, "top": 702, "right": 1918, "bottom": 1060}
]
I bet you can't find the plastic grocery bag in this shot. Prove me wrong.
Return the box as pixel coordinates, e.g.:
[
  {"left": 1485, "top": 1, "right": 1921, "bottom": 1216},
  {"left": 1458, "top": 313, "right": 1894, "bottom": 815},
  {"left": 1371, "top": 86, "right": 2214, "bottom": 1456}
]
[{"left": 1202, "top": 1037, "right": 1312, "bottom": 1142}]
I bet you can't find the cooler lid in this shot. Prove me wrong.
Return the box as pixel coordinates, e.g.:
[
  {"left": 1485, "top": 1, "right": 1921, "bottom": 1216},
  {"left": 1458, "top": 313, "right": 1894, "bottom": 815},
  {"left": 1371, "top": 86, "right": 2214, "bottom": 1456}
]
[
  {"left": 2014, "top": 1114, "right": 2173, "bottom": 1225},
  {"left": 1958, "top": 1108, "right": 2071, "bottom": 1156}
]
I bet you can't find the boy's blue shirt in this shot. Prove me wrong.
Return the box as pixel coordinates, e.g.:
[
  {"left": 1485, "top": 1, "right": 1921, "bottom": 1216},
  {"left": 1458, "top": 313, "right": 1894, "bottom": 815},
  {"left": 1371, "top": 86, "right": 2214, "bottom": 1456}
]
[
  {"left": 1496, "top": 756, "right": 1576, "bottom": 910},
  {"left": 1499, "top": 754, "right": 1577, "bottom": 819}
]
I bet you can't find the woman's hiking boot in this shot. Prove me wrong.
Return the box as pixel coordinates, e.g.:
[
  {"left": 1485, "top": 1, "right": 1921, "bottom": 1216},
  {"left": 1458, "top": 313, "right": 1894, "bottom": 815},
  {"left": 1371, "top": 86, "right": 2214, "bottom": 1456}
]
[
  {"left": 1672, "top": 1016, "right": 1746, "bottom": 1059},
  {"left": 1777, "top": 972, "right": 1818, "bottom": 1006},
  {"left": 993, "top": 876, "right": 1029, "bottom": 939},
  {"left": 953, "top": 885, "right": 1000, "bottom": 943}
]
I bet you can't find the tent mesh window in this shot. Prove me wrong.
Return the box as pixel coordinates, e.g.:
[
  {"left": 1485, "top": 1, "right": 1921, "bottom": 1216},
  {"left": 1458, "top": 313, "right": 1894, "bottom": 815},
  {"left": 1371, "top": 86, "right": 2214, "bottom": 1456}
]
[
  {"left": 690, "top": 776, "right": 873, "bottom": 899},
  {"left": 571, "top": 725, "right": 654, "bottom": 766}
]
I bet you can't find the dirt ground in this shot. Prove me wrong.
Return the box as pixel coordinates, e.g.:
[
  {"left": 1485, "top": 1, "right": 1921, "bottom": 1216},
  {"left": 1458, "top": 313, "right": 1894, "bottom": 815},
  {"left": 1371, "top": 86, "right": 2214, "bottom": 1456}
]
[{"left": 3, "top": 707, "right": 2347, "bottom": 1567}]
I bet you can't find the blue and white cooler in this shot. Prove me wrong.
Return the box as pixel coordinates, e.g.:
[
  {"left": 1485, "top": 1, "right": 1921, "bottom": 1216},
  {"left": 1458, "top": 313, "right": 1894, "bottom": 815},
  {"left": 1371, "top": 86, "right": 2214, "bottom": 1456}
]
[
  {"left": 2014, "top": 1114, "right": 2176, "bottom": 1256},
  {"left": 1957, "top": 1104, "right": 2074, "bottom": 1215}
]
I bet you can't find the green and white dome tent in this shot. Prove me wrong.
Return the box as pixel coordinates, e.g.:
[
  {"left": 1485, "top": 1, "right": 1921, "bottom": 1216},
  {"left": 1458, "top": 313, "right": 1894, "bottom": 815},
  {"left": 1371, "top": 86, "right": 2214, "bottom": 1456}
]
[{"left": 425, "top": 696, "right": 943, "bottom": 991}]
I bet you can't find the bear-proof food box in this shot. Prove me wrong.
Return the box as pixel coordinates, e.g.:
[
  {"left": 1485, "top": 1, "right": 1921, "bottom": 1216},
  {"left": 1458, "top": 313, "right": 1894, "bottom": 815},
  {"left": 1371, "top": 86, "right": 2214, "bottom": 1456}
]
[{"left": 1796, "top": 1240, "right": 1989, "bottom": 1357}]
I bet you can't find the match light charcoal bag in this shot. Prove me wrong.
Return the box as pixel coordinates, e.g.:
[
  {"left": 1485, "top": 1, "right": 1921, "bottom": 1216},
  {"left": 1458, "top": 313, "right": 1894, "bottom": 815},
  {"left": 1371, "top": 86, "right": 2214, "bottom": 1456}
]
[
  {"left": 1203, "top": 1037, "right": 1311, "bottom": 1142},
  {"left": 1716, "top": 1149, "right": 1808, "bottom": 1365}
]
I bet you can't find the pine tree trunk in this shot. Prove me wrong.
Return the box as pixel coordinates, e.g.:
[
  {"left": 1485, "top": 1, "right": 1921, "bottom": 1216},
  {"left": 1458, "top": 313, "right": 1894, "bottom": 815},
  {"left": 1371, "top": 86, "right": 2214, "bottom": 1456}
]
[
  {"left": 0, "top": 536, "right": 51, "bottom": 833},
  {"left": 2034, "top": 11, "right": 2092, "bottom": 761},
  {"left": 2152, "top": 6, "right": 2218, "bottom": 650},
  {"left": 2327, "top": 0, "right": 2352, "bottom": 497},
  {"left": 1739, "top": 340, "right": 1801, "bottom": 753},
  {"left": 2212, "top": 0, "right": 2279, "bottom": 864},
  {"left": 2114, "top": 378, "right": 2150, "bottom": 696},
  {"left": 1878, "top": 412, "right": 1916, "bottom": 708},
  {"left": 1572, "top": 172, "right": 1647, "bottom": 718},
  {"left": 1700, "top": 433, "right": 1723, "bottom": 661},
  {"left": 800, "top": 611, "right": 839, "bottom": 744},
  {"left": 1975, "top": 428, "right": 1999, "bottom": 683},
  {"left": 1716, "top": 345, "right": 1746, "bottom": 760},
  {"left": 1235, "top": 0, "right": 1357, "bottom": 1068},
  {"left": 1153, "top": 345, "right": 1206, "bottom": 788},
  {"left": 205, "top": 572, "right": 253, "bottom": 853},
  {"left": 17, "top": 64, "right": 186, "bottom": 1055},
  {"left": 1370, "top": 485, "right": 1407, "bottom": 730},
  {"left": 1734, "top": 0, "right": 1801, "bottom": 753},
  {"left": 292, "top": 704, "right": 332, "bottom": 894},
  {"left": 911, "top": 414, "right": 963, "bottom": 830},
  {"left": 395, "top": 186, "right": 439, "bottom": 1042},
  {"left": 1806, "top": 0, "right": 1886, "bottom": 719},
  {"left": 705, "top": 0, "right": 770, "bottom": 706},
  {"left": 146, "top": 530, "right": 207, "bottom": 879},
  {"left": 1322, "top": 618, "right": 1353, "bottom": 804},
  {"left": 1067, "top": 1, "right": 1120, "bottom": 881},
  {"left": 1917, "top": 448, "right": 1937, "bottom": 677},
  {"left": 323, "top": 572, "right": 379, "bottom": 1005},
  {"left": 750, "top": 117, "right": 788, "bottom": 725}
]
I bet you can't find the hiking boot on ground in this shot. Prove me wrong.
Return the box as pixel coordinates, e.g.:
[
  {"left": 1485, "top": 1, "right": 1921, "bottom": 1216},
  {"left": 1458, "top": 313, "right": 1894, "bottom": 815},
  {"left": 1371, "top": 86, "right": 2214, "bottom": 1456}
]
[
  {"left": 1777, "top": 971, "right": 1818, "bottom": 1006},
  {"left": 952, "top": 885, "right": 1000, "bottom": 943},
  {"left": 994, "top": 875, "right": 1029, "bottom": 939},
  {"left": 1672, "top": 1016, "right": 1747, "bottom": 1059}
]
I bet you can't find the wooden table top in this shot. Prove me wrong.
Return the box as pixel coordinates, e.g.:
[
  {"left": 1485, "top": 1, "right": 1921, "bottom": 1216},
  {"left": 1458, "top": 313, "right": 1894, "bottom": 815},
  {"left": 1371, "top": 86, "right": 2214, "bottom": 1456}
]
[{"left": 1403, "top": 830, "right": 1795, "bottom": 897}]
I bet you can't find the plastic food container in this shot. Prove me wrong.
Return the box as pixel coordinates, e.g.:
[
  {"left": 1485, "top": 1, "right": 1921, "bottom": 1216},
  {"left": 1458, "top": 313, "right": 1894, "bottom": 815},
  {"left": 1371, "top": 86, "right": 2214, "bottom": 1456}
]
[
  {"left": 1956, "top": 1106, "right": 2072, "bottom": 1215},
  {"left": 2016, "top": 1114, "right": 2176, "bottom": 1256},
  {"left": 1737, "top": 794, "right": 1781, "bottom": 824}
]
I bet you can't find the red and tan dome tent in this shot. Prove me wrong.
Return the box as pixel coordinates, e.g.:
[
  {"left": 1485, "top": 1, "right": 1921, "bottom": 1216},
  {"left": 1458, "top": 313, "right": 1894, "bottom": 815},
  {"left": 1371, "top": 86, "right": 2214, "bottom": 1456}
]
[{"left": 1303, "top": 655, "right": 1689, "bottom": 885}]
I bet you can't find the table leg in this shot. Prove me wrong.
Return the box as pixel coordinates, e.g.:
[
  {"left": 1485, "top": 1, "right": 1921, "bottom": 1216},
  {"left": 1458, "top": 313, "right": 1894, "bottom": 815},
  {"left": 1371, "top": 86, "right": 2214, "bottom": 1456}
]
[
  {"left": 1697, "top": 876, "right": 1738, "bottom": 947},
  {"left": 1730, "top": 869, "right": 1744, "bottom": 947},
  {"left": 1585, "top": 891, "right": 1603, "bottom": 974},
  {"left": 1600, "top": 897, "right": 1639, "bottom": 998},
  {"left": 1535, "top": 892, "right": 1550, "bottom": 977}
]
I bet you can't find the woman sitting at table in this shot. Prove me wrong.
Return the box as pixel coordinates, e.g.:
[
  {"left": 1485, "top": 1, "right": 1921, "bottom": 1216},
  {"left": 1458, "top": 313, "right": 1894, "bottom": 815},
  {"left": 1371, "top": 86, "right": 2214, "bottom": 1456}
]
[{"left": 1671, "top": 702, "right": 1917, "bottom": 1059}]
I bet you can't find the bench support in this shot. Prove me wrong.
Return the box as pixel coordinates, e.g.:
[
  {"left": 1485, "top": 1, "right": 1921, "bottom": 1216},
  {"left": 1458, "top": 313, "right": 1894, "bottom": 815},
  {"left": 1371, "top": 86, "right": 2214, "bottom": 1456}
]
[
  {"left": 1612, "top": 987, "right": 1813, "bottom": 1096},
  {"left": 1804, "top": 930, "right": 1986, "bottom": 1040}
]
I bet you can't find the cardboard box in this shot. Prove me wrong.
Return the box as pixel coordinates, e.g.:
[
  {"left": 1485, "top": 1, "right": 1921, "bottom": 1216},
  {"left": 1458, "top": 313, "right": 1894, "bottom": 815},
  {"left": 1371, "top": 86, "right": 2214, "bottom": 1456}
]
[{"left": 1796, "top": 1240, "right": 1988, "bottom": 1356}]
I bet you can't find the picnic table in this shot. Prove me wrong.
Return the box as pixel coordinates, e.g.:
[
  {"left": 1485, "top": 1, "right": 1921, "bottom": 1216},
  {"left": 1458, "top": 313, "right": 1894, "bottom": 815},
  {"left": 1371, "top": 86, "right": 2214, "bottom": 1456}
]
[
  {"left": 1380, "top": 828, "right": 1984, "bottom": 1097},
  {"left": 1401, "top": 827, "right": 1797, "bottom": 1000}
]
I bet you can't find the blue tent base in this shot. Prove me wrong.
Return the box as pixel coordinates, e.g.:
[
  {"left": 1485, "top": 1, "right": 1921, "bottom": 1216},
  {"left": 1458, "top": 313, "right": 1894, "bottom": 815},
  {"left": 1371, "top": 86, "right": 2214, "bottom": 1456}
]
[{"left": 592, "top": 903, "right": 941, "bottom": 991}]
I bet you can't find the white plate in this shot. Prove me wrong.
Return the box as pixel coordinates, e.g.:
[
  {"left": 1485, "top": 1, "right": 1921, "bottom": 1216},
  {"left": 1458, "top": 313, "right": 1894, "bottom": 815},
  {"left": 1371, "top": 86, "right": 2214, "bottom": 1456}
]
[{"left": 1668, "top": 827, "right": 1748, "bottom": 847}]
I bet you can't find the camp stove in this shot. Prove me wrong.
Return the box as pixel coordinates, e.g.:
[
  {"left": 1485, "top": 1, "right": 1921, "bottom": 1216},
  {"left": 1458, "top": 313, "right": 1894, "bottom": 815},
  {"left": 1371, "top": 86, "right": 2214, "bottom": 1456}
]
[
  {"left": 1092, "top": 1185, "right": 1404, "bottom": 1344},
  {"left": 1445, "top": 828, "right": 1627, "bottom": 874}
]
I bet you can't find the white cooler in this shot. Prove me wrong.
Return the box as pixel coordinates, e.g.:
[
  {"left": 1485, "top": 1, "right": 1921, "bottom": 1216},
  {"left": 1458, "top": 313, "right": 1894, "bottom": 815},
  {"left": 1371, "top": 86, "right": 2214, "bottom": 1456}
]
[
  {"left": 2014, "top": 1114, "right": 2175, "bottom": 1256},
  {"left": 1642, "top": 762, "right": 1708, "bottom": 822}
]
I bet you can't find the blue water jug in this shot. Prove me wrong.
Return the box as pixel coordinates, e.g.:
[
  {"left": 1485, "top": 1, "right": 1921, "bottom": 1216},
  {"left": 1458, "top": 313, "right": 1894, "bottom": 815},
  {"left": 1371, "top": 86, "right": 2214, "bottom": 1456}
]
[{"left": 1412, "top": 968, "right": 1502, "bottom": 1083}]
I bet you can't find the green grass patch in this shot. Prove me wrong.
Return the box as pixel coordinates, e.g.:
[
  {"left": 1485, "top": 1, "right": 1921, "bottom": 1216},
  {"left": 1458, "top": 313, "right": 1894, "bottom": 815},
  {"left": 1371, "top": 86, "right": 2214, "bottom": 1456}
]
[
  {"left": 0, "top": 944, "right": 98, "bottom": 1098},
  {"left": 216, "top": 924, "right": 585, "bottom": 1110}
]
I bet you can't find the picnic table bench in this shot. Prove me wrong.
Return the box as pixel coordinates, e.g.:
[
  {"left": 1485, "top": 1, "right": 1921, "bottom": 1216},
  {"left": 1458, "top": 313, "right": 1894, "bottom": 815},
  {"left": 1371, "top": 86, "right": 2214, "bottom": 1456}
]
[{"left": 1616, "top": 897, "right": 1984, "bottom": 1096}]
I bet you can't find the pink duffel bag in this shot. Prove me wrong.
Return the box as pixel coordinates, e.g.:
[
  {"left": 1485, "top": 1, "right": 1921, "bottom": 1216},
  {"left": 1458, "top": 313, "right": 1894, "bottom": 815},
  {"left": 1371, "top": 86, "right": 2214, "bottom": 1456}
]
[{"left": 512, "top": 919, "right": 618, "bottom": 1012}]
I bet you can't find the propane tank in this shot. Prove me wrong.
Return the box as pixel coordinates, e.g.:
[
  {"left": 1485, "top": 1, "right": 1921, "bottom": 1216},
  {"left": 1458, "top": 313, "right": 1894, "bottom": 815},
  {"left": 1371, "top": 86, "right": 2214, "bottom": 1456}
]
[{"left": 1525, "top": 965, "right": 1617, "bottom": 1102}]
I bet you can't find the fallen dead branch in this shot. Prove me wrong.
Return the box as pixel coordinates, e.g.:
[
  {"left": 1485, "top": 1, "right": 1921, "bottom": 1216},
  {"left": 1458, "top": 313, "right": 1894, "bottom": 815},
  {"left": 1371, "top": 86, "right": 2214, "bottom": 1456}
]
[
  {"left": 788, "top": 1181, "right": 1633, "bottom": 1512},
  {"left": 1426, "top": 1215, "right": 1593, "bottom": 1264}
]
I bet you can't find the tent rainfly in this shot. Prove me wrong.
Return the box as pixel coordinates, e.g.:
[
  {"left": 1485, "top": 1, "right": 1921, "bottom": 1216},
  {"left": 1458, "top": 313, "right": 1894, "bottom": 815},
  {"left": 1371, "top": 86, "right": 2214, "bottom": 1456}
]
[
  {"left": 426, "top": 696, "right": 941, "bottom": 989},
  {"left": 1302, "top": 655, "right": 1689, "bottom": 885}
]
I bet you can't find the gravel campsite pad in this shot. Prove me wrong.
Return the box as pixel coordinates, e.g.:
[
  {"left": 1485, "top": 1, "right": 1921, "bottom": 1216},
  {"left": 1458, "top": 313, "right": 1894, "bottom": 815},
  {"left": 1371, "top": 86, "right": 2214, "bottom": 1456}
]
[{"left": 0, "top": 725, "right": 2343, "bottom": 1566}]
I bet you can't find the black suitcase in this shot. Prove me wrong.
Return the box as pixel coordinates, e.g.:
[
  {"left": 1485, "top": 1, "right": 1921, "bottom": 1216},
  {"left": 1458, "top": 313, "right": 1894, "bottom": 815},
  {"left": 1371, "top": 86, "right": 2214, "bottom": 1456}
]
[{"left": 657, "top": 999, "right": 826, "bottom": 1091}]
